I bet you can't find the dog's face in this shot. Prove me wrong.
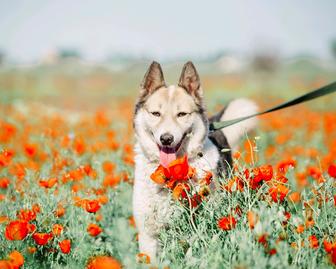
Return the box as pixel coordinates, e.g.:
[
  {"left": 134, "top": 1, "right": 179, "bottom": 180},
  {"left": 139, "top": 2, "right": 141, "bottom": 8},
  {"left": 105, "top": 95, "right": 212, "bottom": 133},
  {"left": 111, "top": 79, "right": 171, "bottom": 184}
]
[{"left": 134, "top": 62, "right": 208, "bottom": 167}]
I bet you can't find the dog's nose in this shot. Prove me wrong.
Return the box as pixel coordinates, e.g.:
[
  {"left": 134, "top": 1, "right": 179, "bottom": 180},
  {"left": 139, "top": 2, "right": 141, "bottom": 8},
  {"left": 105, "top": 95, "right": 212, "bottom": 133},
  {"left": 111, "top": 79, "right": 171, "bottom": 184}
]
[{"left": 160, "top": 133, "right": 174, "bottom": 146}]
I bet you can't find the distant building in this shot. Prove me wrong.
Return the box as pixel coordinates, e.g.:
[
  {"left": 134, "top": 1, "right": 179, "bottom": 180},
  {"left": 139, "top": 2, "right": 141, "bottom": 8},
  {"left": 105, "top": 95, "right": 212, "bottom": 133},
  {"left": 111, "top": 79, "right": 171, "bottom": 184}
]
[
  {"left": 40, "top": 48, "right": 82, "bottom": 65},
  {"left": 41, "top": 49, "right": 59, "bottom": 65},
  {"left": 215, "top": 53, "right": 246, "bottom": 73}
]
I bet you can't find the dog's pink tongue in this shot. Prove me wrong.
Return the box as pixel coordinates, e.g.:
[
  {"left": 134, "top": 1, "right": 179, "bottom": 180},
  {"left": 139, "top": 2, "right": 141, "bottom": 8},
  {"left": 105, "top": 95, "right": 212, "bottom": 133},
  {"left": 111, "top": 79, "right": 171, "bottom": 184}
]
[{"left": 159, "top": 150, "right": 176, "bottom": 168}]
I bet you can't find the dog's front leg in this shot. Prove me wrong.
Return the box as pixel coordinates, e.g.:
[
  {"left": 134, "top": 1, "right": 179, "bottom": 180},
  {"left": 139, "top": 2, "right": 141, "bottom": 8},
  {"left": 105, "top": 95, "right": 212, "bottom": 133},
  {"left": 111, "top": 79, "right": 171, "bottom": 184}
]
[
  {"left": 134, "top": 203, "right": 160, "bottom": 263},
  {"left": 133, "top": 176, "right": 161, "bottom": 263},
  {"left": 133, "top": 186, "right": 171, "bottom": 263},
  {"left": 138, "top": 230, "right": 158, "bottom": 263}
]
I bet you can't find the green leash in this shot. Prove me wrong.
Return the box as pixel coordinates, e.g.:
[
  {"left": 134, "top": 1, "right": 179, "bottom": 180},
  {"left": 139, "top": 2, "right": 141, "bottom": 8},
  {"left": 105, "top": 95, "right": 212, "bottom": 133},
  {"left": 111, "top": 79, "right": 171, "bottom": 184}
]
[{"left": 209, "top": 81, "right": 336, "bottom": 131}]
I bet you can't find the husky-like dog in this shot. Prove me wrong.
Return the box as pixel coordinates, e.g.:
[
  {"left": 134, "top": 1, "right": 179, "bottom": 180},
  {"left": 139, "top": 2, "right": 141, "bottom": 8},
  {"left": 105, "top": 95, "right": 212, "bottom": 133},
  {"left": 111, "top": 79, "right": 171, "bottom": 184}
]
[{"left": 133, "top": 61, "right": 257, "bottom": 261}]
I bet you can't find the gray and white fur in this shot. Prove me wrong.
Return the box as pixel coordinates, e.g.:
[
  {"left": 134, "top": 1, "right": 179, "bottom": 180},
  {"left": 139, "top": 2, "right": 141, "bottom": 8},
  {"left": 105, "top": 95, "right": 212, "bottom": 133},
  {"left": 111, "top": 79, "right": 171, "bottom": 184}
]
[{"left": 133, "top": 61, "right": 258, "bottom": 262}]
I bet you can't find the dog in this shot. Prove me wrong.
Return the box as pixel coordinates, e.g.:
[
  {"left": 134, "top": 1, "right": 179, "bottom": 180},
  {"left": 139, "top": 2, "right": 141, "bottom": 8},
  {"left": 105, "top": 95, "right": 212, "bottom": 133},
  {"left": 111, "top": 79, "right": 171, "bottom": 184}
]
[{"left": 133, "top": 61, "right": 258, "bottom": 262}]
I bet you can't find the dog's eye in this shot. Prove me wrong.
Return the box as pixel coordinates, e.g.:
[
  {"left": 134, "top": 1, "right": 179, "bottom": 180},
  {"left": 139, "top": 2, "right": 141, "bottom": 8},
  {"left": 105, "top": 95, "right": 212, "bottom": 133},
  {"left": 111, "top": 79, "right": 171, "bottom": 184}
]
[
  {"left": 151, "top": 111, "right": 161, "bottom": 117},
  {"left": 177, "top": 112, "right": 188, "bottom": 117}
]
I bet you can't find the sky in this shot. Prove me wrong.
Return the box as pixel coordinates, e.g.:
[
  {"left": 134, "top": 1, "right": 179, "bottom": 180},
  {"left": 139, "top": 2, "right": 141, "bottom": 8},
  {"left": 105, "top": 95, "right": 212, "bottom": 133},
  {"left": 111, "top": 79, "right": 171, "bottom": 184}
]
[{"left": 0, "top": 0, "right": 335, "bottom": 62}]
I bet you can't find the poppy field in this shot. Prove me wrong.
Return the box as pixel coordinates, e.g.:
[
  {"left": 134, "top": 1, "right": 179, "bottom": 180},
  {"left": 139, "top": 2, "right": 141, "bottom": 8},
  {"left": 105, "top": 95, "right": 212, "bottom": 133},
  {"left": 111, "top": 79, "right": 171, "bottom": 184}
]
[{"left": 0, "top": 66, "right": 336, "bottom": 269}]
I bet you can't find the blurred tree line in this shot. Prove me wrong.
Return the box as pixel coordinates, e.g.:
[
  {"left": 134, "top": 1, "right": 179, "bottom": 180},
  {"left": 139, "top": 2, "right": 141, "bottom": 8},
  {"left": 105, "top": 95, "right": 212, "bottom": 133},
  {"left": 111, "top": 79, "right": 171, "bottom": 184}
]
[{"left": 331, "top": 39, "right": 336, "bottom": 60}]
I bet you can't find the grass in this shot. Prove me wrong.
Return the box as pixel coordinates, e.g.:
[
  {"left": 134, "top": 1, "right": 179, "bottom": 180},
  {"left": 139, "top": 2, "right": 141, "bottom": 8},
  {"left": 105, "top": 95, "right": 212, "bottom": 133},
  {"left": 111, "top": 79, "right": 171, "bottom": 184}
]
[{"left": 0, "top": 64, "right": 335, "bottom": 268}]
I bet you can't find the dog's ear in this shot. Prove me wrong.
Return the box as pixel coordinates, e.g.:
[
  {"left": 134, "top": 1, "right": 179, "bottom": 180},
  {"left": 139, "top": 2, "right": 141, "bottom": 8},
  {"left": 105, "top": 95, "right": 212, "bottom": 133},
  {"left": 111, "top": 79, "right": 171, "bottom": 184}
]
[
  {"left": 178, "top": 61, "right": 201, "bottom": 95},
  {"left": 140, "top": 61, "right": 165, "bottom": 95}
]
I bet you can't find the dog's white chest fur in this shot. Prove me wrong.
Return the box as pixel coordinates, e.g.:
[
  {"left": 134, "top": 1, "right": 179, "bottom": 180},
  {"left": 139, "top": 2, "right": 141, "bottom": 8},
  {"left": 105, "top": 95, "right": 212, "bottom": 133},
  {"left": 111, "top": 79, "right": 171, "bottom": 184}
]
[{"left": 132, "top": 138, "right": 219, "bottom": 260}]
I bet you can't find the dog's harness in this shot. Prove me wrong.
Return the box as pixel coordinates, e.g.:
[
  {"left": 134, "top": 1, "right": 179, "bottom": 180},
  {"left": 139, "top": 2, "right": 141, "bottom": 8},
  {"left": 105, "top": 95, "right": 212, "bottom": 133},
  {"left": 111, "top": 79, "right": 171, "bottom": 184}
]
[{"left": 209, "top": 81, "right": 336, "bottom": 131}]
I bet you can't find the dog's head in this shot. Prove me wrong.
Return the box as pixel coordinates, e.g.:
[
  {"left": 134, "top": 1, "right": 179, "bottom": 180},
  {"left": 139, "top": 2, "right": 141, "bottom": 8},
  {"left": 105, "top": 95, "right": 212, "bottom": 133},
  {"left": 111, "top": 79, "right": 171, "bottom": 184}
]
[{"left": 134, "top": 61, "right": 208, "bottom": 166}]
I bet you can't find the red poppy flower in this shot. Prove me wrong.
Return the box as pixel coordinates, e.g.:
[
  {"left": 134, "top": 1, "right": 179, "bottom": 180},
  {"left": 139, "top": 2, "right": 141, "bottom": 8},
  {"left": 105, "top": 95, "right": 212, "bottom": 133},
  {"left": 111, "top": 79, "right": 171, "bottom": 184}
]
[
  {"left": 172, "top": 183, "right": 190, "bottom": 200},
  {"left": 243, "top": 169, "right": 250, "bottom": 179},
  {"left": 307, "top": 166, "right": 322, "bottom": 181},
  {"left": 258, "top": 165, "right": 273, "bottom": 181},
  {"left": 5, "top": 220, "right": 29, "bottom": 240},
  {"left": 332, "top": 247, "right": 336, "bottom": 265},
  {"left": 277, "top": 158, "right": 296, "bottom": 174},
  {"left": 87, "top": 223, "right": 102, "bottom": 237},
  {"left": 269, "top": 184, "right": 289, "bottom": 203},
  {"left": 24, "top": 143, "right": 38, "bottom": 157},
  {"left": 218, "top": 215, "right": 237, "bottom": 231},
  {"left": 59, "top": 239, "right": 71, "bottom": 254},
  {"left": 55, "top": 204, "right": 65, "bottom": 217},
  {"left": 32, "top": 232, "right": 53, "bottom": 245},
  {"left": 0, "top": 149, "right": 14, "bottom": 167},
  {"left": 324, "top": 240, "right": 333, "bottom": 253},
  {"left": 97, "top": 195, "right": 108, "bottom": 205},
  {"left": 275, "top": 174, "right": 288, "bottom": 183},
  {"left": 150, "top": 156, "right": 196, "bottom": 192},
  {"left": 86, "top": 256, "right": 121, "bottom": 269},
  {"left": 258, "top": 234, "right": 268, "bottom": 247},
  {"left": 0, "top": 177, "right": 10, "bottom": 189},
  {"left": 190, "top": 194, "right": 202, "bottom": 208},
  {"left": 8, "top": 250, "right": 24, "bottom": 268},
  {"left": 296, "top": 224, "right": 304, "bottom": 234},
  {"left": 250, "top": 165, "right": 273, "bottom": 189},
  {"left": 150, "top": 165, "right": 166, "bottom": 184},
  {"left": 282, "top": 211, "right": 290, "bottom": 220},
  {"left": 52, "top": 224, "right": 64, "bottom": 236},
  {"left": 17, "top": 209, "right": 36, "bottom": 222},
  {"left": 103, "top": 174, "right": 121, "bottom": 188},
  {"left": 309, "top": 235, "right": 319, "bottom": 249},
  {"left": 0, "top": 260, "right": 12, "bottom": 269},
  {"left": 249, "top": 175, "right": 262, "bottom": 190},
  {"left": 82, "top": 164, "right": 95, "bottom": 177},
  {"left": 39, "top": 177, "right": 58, "bottom": 188},
  {"left": 28, "top": 223, "right": 36, "bottom": 234},
  {"left": 73, "top": 137, "right": 86, "bottom": 155},
  {"left": 328, "top": 164, "right": 336, "bottom": 178},
  {"left": 102, "top": 161, "right": 115, "bottom": 174},
  {"left": 85, "top": 200, "right": 101, "bottom": 213},
  {"left": 165, "top": 156, "right": 190, "bottom": 181},
  {"left": 9, "top": 163, "right": 25, "bottom": 179}
]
